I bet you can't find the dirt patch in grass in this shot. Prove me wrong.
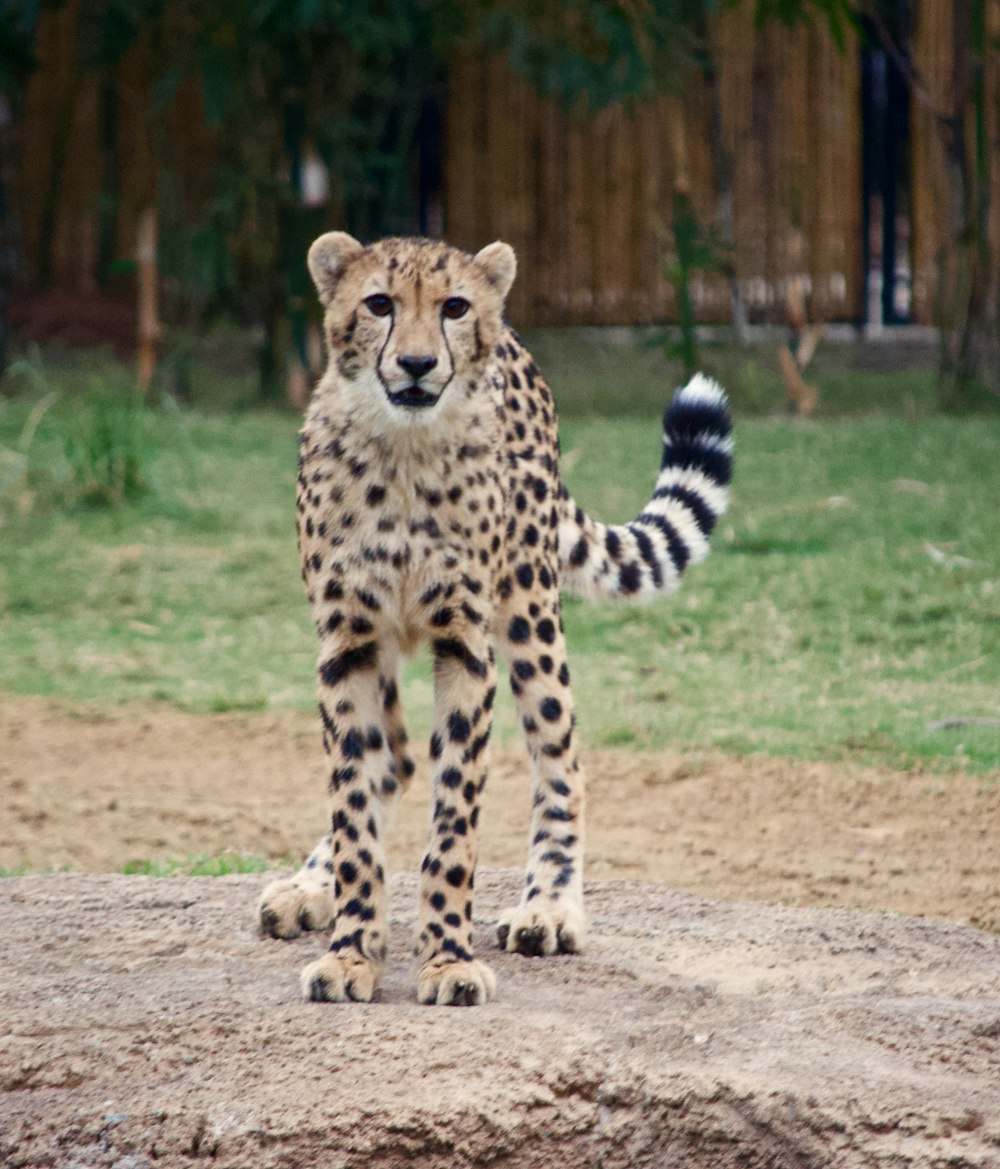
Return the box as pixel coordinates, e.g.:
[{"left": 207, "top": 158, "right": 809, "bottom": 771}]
[{"left": 3, "top": 694, "right": 996, "bottom": 932}]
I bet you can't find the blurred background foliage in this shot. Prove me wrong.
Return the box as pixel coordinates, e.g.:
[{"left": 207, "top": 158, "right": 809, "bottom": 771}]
[{"left": 1, "top": 0, "right": 871, "bottom": 393}]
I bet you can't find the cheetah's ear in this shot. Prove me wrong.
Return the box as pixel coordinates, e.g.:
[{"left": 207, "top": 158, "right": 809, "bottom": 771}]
[
  {"left": 308, "top": 231, "right": 364, "bottom": 305},
  {"left": 474, "top": 241, "right": 516, "bottom": 301}
]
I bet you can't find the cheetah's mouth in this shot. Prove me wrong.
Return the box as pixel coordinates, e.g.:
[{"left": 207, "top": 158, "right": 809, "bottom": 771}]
[{"left": 387, "top": 385, "right": 439, "bottom": 409}]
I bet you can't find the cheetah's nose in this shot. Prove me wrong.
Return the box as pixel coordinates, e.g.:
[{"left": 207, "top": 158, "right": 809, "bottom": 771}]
[{"left": 397, "top": 354, "right": 437, "bottom": 381}]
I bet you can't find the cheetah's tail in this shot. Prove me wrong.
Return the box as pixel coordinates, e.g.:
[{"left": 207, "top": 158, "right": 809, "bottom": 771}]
[{"left": 557, "top": 374, "right": 732, "bottom": 602}]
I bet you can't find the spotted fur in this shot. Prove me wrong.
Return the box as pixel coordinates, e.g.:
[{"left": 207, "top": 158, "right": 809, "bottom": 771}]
[{"left": 258, "top": 232, "right": 732, "bottom": 1006}]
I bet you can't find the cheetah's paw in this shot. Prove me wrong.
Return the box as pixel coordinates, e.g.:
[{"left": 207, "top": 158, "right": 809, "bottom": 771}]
[
  {"left": 496, "top": 901, "right": 586, "bottom": 957},
  {"left": 301, "top": 952, "right": 382, "bottom": 1003},
  {"left": 258, "top": 876, "right": 335, "bottom": 940},
  {"left": 417, "top": 958, "right": 497, "bottom": 1007}
]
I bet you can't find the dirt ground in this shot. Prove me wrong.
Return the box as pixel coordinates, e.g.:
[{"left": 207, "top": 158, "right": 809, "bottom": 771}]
[
  {"left": 2, "top": 694, "right": 997, "bottom": 932},
  {"left": 3, "top": 694, "right": 1000, "bottom": 1168}
]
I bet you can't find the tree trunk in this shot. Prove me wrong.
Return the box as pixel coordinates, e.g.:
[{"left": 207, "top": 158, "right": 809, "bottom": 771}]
[{"left": 936, "top": 0, "right": 998, "bottom": 408}]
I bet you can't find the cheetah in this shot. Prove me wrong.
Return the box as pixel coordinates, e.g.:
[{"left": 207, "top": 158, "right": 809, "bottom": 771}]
[{"left": 258, "top": 232, "right": 732, "bottom": 1006}]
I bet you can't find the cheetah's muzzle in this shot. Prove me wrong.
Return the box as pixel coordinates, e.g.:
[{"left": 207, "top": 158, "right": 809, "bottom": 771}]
[{"left": 387, "top": 384, "right": 439, "bottom": 409}]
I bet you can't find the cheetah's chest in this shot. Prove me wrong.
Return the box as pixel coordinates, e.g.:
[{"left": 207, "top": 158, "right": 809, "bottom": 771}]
[{"left": 299, "top": 438, "right": 507, "bottom": 648}]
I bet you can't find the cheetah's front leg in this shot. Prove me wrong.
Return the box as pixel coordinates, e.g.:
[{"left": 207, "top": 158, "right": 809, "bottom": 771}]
[
  {"left": 259, "top": 647, "right": 413, "bottom": 942},
  {"left": 496, "top": 586, "right": 586, "bottom": 957},
  {"left": 415, "top": 631, "right": 498, "bottom": 1006},
  {"left": 291, "top": 637, "right": 399, "bottom": 1003}
]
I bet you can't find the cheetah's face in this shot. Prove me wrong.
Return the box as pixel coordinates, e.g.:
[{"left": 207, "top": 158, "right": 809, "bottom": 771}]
[{"left": 308, "top": 233, "right": 516, "bottom": 424}]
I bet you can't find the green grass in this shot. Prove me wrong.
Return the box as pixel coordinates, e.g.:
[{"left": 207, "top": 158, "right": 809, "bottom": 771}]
[
  {"left": 1, "top": 343, "right": 998, "bottom": 774},
  {"left": 119, "top": 853, "right": 274, "bottom": 877}
]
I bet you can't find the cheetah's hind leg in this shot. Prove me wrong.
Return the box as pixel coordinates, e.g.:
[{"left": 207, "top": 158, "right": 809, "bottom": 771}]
[{"left": 259, "top": 832, "right": 336, "bottom": 940}]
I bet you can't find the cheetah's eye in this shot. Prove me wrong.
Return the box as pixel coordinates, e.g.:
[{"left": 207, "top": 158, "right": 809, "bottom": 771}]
[
  {"left": 364, "top": 294, "right": 393, "bottom": 318},
  {"left": 442, "top": 297, "right": 470, "bottom": 320}
]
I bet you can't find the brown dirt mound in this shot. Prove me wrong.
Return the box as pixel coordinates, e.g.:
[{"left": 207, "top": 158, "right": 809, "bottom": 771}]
[
  {"left": 2, "top": 871, "right": 999, "bottom": 1169},
  {"left": 1, "top": 695, "right": 997, "bottom": 930}
]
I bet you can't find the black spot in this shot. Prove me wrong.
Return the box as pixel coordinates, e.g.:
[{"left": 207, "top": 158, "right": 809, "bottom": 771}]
[
  {"left": 324, "top": 580, "right": 344, "bottom": 601},
  {"left": 350, "top": 616, "right": 373, "bottom": 635},
  {"left": 569, "top": 538, "right": 588, "bottom": 567},
  {"left": 430, "top": 891, "right": 446, "bottom": 911},
  {"left": 366, "top": 726, "right": 384, "bottom": 751},
  {"left": 523, "top": 524, "right": 539, "bottom": 546},
  {"left": 536, "top": 618, "right": 556, "bottom": 645},
  {"left": 319, "top": 642, "right": 377, "bottom": 687},
  {"left": 515, "top": 563, "right": 534, "bottom": 589},
  {"left": 618, "top": 561, "right": 643, "bottom": 594},
  {"left": 356, "top": 589, "right": 381, "bottom": 611},
  {"left": 432, "top": 607, "right": 453, "bottom": 627},
  {"left": 430, "top": 732, "right": 443, "bottom": 760},
  {"left": 540, "top": 696, "right": 562, "bottom": 722},
  {"left": 339, "top": 861, "right": 358, "bottom": 884},
  {"left": 365, "top": 484, "right": 387, "bottom": 506},
  {"left": 433, "top": 638, "right": 488, "bottom": 679},
  {"left": 440, "top": 766, "right": 463, "bottom": 789},
  {"left": 513, "top": 659, "right": 536, "bottom": 681},
  {"left": 462, "top": 600, "right": 483, "bottom": 625},
  {"left": 507, "top": 615, "right": 531, "bottom": 643},
  {"left": 445, "top": 864, "right": 466, "bottom": 888},
  {"left": 448, "top": 711, "right": 471, "bottom": 743},
  {"left": 467, "top": 732, "right": 489, "bottom": 761},
  {"left": 440, "top": 938, "right": 472, "bottom": 961},
  {"left": 342, "top": 729, "right": 365, "bottom": 759},
  {"left": 348, "top": 789, "right": 367, "bottom": 810}
]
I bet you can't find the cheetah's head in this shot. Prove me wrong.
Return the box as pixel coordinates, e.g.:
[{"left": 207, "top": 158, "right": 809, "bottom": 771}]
[{"left": 308, "top": 233, "right": 516, "bottom": 426}]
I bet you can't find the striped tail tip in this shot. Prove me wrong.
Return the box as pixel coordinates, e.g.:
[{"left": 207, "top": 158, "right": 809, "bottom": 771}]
[{"left": 661, "top": 375, "right": 733, "bottom": 491}]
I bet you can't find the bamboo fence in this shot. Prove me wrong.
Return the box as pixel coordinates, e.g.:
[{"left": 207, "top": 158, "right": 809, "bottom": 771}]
[{"left": 9, "top": 0, "right": 1000, "bottom": 329}]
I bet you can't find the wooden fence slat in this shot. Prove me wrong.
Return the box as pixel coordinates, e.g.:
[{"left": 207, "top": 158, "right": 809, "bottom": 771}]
[{"left": 10, "top": 1, "right": 987, "bottom": 331}]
